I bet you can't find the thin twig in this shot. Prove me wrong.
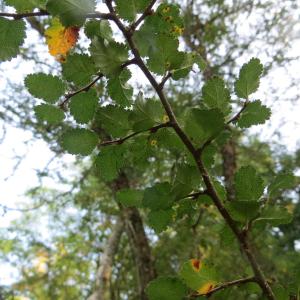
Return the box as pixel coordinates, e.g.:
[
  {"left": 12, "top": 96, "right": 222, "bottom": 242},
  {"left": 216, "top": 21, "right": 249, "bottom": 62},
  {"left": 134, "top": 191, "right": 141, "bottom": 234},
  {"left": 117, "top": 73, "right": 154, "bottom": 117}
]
[
  {"left": 0, "top": 11, "right": 113, "bottom": 20},
  {"left": 59, "top": 74, "right": 104, "bottom": 109},
  {"left": 99, "top": 123, "right": 171, "bottom": 147},
  {"left": 59, "top": 58, "right": 137, "bottom": 109},
  {"left": 189, "top": 276, "right": 256, "bottom": 298},
  {"left": 130, "top": 0, "right": 158, "bottom": 31},
  {"left": 205, "top": 276, "right": 257, "bottom": 297},
  {"left": 227, "top": 100, "right": 249, "bottom": 124}
]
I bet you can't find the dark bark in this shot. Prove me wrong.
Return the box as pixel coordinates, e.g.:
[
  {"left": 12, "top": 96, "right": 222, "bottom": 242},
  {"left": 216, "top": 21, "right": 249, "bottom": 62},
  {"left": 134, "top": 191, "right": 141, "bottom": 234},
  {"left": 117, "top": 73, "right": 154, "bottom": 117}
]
[
  {"left": 221, "top": 138, "right": 237, "bottom": 201},
  {"left": 110, "top": 173, "right": 156, "bottom": 300}
]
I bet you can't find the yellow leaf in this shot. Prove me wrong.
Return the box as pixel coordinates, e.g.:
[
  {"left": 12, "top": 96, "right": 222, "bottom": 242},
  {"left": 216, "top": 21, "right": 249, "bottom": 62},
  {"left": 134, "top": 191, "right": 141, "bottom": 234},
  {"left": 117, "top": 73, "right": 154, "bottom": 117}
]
[
  {"left": 197, "top": 281, "right": 215, "bottom": 295},
  {"left": 45, "top": 19, "right": 79, "bottom": 62}
]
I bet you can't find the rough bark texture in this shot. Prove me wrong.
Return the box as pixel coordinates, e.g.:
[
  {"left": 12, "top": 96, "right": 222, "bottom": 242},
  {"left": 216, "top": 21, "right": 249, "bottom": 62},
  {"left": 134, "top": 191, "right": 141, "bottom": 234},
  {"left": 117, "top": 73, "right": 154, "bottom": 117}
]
[
  {"left": 221, "top": 138, "right": 237, "bottom": 201},
  {"left": 110, "top": 173, "right": 156, "bottom": 300},
  {"left": 88, "top": 218, "right": 124, "bottom": 300}
]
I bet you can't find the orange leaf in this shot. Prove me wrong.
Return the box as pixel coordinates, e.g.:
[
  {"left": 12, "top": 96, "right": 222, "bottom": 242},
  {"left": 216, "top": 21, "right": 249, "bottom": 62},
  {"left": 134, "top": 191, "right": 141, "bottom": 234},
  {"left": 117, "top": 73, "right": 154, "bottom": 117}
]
[{"left": 45, "top": 19, "right": 79, "bottom": 62}]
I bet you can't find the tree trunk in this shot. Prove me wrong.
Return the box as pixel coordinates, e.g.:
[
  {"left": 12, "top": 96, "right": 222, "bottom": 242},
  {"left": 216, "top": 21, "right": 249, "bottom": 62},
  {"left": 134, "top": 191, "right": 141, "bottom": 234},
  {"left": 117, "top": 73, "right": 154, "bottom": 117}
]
[
  {"left": 110, "top": 173, "right": 156, "bottom": 300},
  {"left": 88, "top": 218, "right": 124, "bottom": 300}
]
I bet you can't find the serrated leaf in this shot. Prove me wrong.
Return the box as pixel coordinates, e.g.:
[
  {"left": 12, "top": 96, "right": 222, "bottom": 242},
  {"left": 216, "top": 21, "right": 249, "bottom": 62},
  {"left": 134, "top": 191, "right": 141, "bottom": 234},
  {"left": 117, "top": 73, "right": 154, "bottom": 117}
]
[
  {"left": 90, "top": 38, "right": 128, "bottom": 75},
  {"left": 0, "top": 18, "right": 26, "bottom": 61},
  {"left": 234, "top": 166, "right": 265, "bottom": 201},
  {"left": 202, "top": 77, "right": 231, "bottom": 114},
  {"left": 143, "top": 182, "right": 174, "bottom": 211},
  {"left": 45, "top": 18, "right": 79, "bottom": 62},
  {"left": 4, "top": 0, "right": 46, "bottom": 11},
  {"left": 255, "top": 206, "right": 293, "bottom": 226},
  {"left": 134, "top": 4, "right": 184, "bottom": 56},
  {"left": 129, "top": 94, "right": 164, "bottom": 131},
  {"left": 34, "top": 104, "right": 64, "bottom": 125},
  {"left": 227, "top": 201, "right": 261, "bottom": 222},
  {"left": 147, "top": 35, "right": 183, "bottom": 75},
  {"left": 107, "top": 69, "right": 133, "bottom": 107},
  {"left": 171, "top": 164, "right": 200, "bottom": 199},
  {"left": 237, "top": 100, "right": 271, "bottom": 128},
  {"left": 61, "top": 128, "right": 98, "bottom": 155},
  {"left": 148, "top": 209, "right": 174, "bottom": 233},
  {"left": 95, "top": 145, "right": 125, "bottom": 181},
  {"left": 202, "top": 144, "right": 217, "bottom": 169},
  {"left": 69, "top": 90, "right": 98, "bottom": 124},
  {"left": 115, "top": 0, "right": 149, "bottom": 22},
  {"left": 95, "top": 105, "right": 130, "bottom": 138},
  {"left": 172, "top": 52, "right": 206, "bottom": 80},
  {"left": 234, "top": 58, "right": 263, "bottom": 99},
  {"left": 62, "top": 54, "right": 96, "bottom": 86},
  {"left": 180, "top": 260, "right": 218, "bottom": 294},
  {"left": 46, "top": 0, "right": 96, "bottom": 27},
  {"left": 146, "top": 277, "right": 187, "bottom": 300},
  {"left": 116, "top": 189, "right": 143, "bottom": 208},
  {"left": 25, "top": 73, "right": 66, "bottom": 103},
  {"left": 184, "top": 108, "right": 224, "bottom": 146},
  {"left": 84, "top": 20, "right": 113, "bottom": 41},
  {"left": 268, "top": 173, "right": 296, "bottom": 198}
]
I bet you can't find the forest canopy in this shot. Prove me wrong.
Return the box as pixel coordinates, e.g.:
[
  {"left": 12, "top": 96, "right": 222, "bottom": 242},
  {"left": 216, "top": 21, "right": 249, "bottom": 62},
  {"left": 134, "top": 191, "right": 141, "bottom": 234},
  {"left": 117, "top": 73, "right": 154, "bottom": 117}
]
[{"left": 0, "top": 0, "right": 300, "bottom": 300}]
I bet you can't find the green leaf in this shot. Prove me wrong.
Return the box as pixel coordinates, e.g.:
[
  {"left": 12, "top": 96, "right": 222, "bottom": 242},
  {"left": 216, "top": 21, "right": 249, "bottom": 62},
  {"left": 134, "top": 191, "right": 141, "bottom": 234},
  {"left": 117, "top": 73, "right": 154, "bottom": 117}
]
[
  {"left": 0, "top": 18, "right": 26, "bottom": 62},
  {"left": 180, "top": 260, "right": 218, "bottom": 293},
  {"left": 202, "top": 144, "right": 217, "bottom": 169},
  {"left": 171, "top": 164, "right": 200, "bottom": 199},
  {"left": 46, "top": 0, "right": 96, "bottom": 27},
  {"left": 184, "top": 108, "right": 224, "bottom": 146},
  {"left": 227, "top": 201, "right": 260, "bottom": 222},
  {"left": 69, "top": 90, "right": 98, "bottom": 124},
  {"left": 95, "top": 105, "right": 130, "bottom": 138},
  {"left": 90, "top": 38, "right": 129, "bottom": 75},
  {"left": 237, "top": 100, "right": 271, "bottom": 128},
  {"left": 129, "top": 94, "right": 164, "bottom": 131},
  {"left": 234, "top": 166, "right": 265, "bottom": 201},
  {"left": 115, "top": 0, "right": 149, "bottom": 22},
  {"left": 116, "top": 189, "right": 143, "bottom": 207},
  {"left": 143, "top": 182, "right": 174, "bottom": 211},
  {"left": 4, "top": 0, "right": 46, "bottom": 11},
  {"left": 234, "top": 58, "right": 263, "bottom": 99},
  {"left": 172, "top": 52, "right": 206, "bottom": 80},
  {"left": 268, "top": 173, "right": 296, "bottom": 198},
  {"left": 62, "top": 54, "right": 97, "bottom": 87},
  {"left": 147, "top": 35, "right": 183, "bottom": 75},
  {"left": 85, "top": 20, "right": 113, "bottom": 41},
  {"left": 134, "top": 4, "right": 184, "bottom": 56},
  {"left": 95, "top": 145, "right": 125, "bottom": 181},
  {"left": 34, "top": 104, "right": 64, "bottom": 125},
  {"left": 255, "top": 205, "right": 293, "bottom": 226},
  {"left": 148, "top": 209, "right": 174, "bottom": 233},
  {"left": 202, "top": 77, "right": 231, "bottom": 114},
  {"left": 61, "top": 128, "right": 98, "bottom": 156},
  {"left": 25, "top": 73, "right": 66, "bottom": 103},
  {"left": 146, "top": 277, "right": 187, "bottom": 300},
  {"left": 107, "top": 69, "right": 133, "bottom": 107}
]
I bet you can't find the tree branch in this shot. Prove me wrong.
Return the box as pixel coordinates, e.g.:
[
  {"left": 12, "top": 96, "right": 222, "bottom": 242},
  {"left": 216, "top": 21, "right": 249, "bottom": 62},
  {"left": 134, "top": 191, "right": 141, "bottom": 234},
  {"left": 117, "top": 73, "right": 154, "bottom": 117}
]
[
  {"left": 189, "top": 276, "right": 256, "bottom": 298},
  {"left": 130, "top": 0, "right": 158, "bottom": 31},
  {"left": 0, "top": 11, "right": 113, "bottom": 20},
  {"left": 99, "top": 123, "right": 171, "bottom": 147},
  {"left": 60, "top": 58, "right": 137, "bottom": 109},
  {"left": 106, "top": 4, "right": 275, "bottom": 299}
]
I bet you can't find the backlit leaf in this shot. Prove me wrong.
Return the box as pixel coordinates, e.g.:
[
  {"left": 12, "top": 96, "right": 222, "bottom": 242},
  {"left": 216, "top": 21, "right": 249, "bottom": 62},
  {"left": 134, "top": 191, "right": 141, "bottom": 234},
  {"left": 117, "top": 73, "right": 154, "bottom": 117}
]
[{"left": 45, "top": 19, "right": 79, "bottom": 62}]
